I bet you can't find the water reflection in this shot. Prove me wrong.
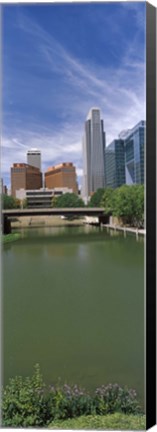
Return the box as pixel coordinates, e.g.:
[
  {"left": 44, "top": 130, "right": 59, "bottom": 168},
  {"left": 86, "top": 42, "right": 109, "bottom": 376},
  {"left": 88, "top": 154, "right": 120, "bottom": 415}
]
[
  {"left": 77, "top": 244, "right": 89, "bottom": 261},
  {"left": 3, "top": 225, "right": 144, "bottom": 405}
]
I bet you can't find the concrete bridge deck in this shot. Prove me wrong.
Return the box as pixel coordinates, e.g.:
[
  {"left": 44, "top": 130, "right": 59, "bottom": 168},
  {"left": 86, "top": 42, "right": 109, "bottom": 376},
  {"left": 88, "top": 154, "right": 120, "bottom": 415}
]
[
  {"left": 2, "top": 208, "right": 106, "bottom": 234},
  {"left": 2, "top": 208, "right": 105, "bottom": 217}
]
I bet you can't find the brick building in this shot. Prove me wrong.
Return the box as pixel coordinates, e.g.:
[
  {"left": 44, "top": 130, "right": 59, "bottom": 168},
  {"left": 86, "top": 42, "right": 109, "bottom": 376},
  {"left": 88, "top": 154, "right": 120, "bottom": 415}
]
[
  {"left": 45, "top": 163, "right": 78, "bottom": 194},
  {"left": 11, "top": 163, "right": 42, "bottom": 197}
]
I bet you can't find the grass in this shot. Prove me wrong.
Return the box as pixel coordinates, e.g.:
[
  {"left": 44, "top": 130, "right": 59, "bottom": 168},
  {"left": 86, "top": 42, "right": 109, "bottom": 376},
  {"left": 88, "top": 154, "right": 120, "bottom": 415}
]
[
  {"left": 49, "top": 413, "right": 146, "bottom": 430},
  {"left": 2, "top": 232, "right": 21, "bottom": 244}
]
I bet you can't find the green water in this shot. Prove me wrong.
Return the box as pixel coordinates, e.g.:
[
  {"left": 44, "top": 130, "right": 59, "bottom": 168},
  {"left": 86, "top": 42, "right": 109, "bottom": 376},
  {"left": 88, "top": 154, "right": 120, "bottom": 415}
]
[{"left": 2, "top": 225, "right": 144, "bottom": 404}]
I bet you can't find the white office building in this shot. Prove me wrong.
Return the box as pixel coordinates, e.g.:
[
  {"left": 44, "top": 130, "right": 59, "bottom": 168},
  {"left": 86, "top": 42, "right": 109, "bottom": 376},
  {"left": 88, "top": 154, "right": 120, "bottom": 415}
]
[
  {"left": 82, "top": 108, "right": 106, "bottom": 202},
  {"left": 16, "top": 187, "right": 73, "bottom": 208}
]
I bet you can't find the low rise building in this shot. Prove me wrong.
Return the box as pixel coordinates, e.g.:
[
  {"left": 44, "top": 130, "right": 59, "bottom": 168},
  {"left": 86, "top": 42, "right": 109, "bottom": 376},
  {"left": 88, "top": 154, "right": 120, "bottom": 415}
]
[{"left": 16, "top": 187, "right": 73, "bottom": 208}]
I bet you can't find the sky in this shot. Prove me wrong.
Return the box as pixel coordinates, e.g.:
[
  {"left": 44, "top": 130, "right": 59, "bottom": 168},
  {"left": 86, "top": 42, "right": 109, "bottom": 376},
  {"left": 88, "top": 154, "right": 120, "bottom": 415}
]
[{"left": 2, "top": 2, "right": 146, "bottom": 189}]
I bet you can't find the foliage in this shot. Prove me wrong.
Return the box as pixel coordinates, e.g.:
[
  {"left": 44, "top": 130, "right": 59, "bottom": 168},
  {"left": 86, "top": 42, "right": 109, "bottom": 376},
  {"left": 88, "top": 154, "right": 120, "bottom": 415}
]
[
  {"left": 53, "top": 193, "right": 85, "bottom": 208},
  {"left": 49, "top": 413, "right": 146, "bottom": 430},
  {"left": 47, "top": 384, "right": 94, "bottom": 420},
  {"left": 88, "top": 189, "right": 105, "bottom": 208},
  {"left": 2, "top": 194, "right": 20, "bottom": 209},
  {"left": 51, "top": 196, "right": 58, "bottom": 208},
  {"left": 101, "top": 185, "right": 144, "bottom": 227},
  {"left": 2, "top": 233, "right": 21, "bottom": 244},
  {"left": 132, "top": 185, "right": 144, "bottom": 227},
  {"left": 113, "top": 185, "right": 144, "bottom": 227},
  {"left": 101, "top": 188, "right": 115, "bottom": 214},
  {"left": 2, "top": 364, "right": 46, "bottom": 427},
  {"left": 22, "top": 198, "right": 28, "bottom": 208},
  {"left": 1, "top": 366, "right": 143, "bottom": 427},
  {"left": 94, "top": 384, "right": 141, "bottom": 415}
]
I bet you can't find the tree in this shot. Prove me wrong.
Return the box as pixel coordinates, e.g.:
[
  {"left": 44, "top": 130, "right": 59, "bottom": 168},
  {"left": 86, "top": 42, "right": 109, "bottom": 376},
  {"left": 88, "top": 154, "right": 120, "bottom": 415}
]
[
  {"left": 22, "top": 198, "right": 28, "bottom": 209},
  {"left": 2, "top": 194, "right": 20, "bottom": 209},
  {"left": 54, "top": 193, "right": 85, "bottom": 208},
  {"left": 51, "top": 196, "right": 58, "bottom": 208},
  {"left": 15, "top": 198, "right": 21, "bottom": 208},
  {"left": 101, "top": 188, "right": 115, "bottom": 215},
  {"left": 113, "top": 185, "right": 144, "bottom": 227},
  {"left": 131, "top": 185, "right": 144, "bottom": 228},
  {"left": 88, "top": 189, "right": 105, "bottom": 207}
]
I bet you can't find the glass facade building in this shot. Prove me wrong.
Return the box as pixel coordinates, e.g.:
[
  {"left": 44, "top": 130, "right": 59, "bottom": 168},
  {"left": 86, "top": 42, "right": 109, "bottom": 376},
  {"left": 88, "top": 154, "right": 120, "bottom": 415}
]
[
  {"left": 105, "top": 139, "right": 125, "bottom": 188},
  {"left": 124, "top": 121, "right": 145, "bottom": 185},
  {"left": 82, "top": 108, "right": 106, "bottom": 201},
  {"left": 105, "top": 121, "right": 145, "bottom": 188}
]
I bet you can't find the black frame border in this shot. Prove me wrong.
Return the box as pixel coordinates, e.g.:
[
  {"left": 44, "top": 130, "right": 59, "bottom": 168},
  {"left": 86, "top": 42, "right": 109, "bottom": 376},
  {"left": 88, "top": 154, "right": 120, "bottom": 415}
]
[{"left": 146, "top": 2, "right": 156, "bottom": 429}]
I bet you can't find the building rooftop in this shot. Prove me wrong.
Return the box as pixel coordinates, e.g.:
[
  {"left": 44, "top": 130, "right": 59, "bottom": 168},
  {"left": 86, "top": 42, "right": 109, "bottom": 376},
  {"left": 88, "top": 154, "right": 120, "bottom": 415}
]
[
  {"left": 27, "top": 148, "right": 41, "bottom": 153},
  {"left": 86, "top": 107, "right": 101, "bottom": 120},
  {"left": 119, "top": 120, "right": 146, "bottom": 140},
  {"left": 46, "top": 162, "right": 74, "bottom": 172},
  {"left": 12, "top": 163, "right": 40, "bottom": 171}
]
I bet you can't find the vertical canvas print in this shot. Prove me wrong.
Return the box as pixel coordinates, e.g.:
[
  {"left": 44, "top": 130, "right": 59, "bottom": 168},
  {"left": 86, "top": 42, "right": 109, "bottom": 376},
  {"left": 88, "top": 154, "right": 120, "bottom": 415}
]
[{"left": 1, "top": 2, "right": 147, "bottom": 430}]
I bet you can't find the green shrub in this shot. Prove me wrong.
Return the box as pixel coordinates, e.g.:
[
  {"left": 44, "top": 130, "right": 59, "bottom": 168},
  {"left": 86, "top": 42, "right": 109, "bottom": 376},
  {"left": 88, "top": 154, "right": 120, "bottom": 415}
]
[
  {"left": 39, "top": 384, "right": 94, "bottom": 422},
  {"left": 2, "top": 233, "right": 21, "bottom": 244},
  {"left": 94, "top": 384, "right": 142, "bottom": 415},
  {"left": 1, "top": 366, "right": 143, "bottom": 427},
  {"left": 2, "top": 364, "right": 46, "bottom": 427}
]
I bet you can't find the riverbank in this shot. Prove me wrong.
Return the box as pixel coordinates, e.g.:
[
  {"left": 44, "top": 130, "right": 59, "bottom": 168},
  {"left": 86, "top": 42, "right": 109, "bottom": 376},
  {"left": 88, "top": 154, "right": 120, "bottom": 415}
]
[
  {"left": 104, "top": 224, "right": 145, "bottom": 236},
  {"left": 49, "top": 413, "right": 146, "bottom": 430},
  {"left": 11, "top": 215, "right": 85, "bottom": 229},
  {"left": 2, "top": 365, "right": 144, "bottom": 428}
]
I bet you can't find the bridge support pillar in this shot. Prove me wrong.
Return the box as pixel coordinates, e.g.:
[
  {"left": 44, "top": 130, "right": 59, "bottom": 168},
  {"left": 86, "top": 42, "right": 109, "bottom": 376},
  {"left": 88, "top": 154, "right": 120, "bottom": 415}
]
[
  {"left": 98, "top": 215, "right": 109, "bottom": 225},
  {"left": 2, "top": 216, "right": 11, "bottom": 234}
]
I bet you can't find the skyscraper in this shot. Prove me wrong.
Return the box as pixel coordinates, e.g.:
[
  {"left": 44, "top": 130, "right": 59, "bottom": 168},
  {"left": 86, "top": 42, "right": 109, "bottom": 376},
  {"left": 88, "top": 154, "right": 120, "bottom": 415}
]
[
  {"left": 105, "top": 120, "right": 145, "bottom": 188},
  {"left": 82, "top": 108, "right": 106, "bottom": 201},
  {"left": 27, "top": 149, "right": 41, "bottom": 171},
  {"left": 124, "top": 121, "right": 145, "bottom": 185},
  {"left": 105, "top": 139, "right": 126, "bottom": 188}
]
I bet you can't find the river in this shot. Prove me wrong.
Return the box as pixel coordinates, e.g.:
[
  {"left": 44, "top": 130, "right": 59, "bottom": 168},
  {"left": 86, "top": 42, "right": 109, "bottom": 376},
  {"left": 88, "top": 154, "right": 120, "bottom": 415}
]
[{"left": 2, "top": 225, "right": 144, "bottom": 405}]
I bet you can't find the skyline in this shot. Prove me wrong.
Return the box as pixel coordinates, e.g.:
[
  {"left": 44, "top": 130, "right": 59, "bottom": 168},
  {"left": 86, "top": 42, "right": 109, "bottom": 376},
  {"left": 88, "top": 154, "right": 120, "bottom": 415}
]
[{"left": 2, "top": 2, "right": 146, "bottom": 188}]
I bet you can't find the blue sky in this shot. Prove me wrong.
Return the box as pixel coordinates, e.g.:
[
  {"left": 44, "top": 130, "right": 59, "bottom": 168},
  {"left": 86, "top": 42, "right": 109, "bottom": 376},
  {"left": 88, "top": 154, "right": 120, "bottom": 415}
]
[{"left": 2, "top": 2, "right": 146, "bottom": 189}]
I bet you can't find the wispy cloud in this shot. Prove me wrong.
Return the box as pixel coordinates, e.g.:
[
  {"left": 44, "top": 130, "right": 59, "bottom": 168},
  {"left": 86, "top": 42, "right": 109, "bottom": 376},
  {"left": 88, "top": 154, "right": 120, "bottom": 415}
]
[
  {"left": 2, "top": 5, "right": 146, "bottom": 188},
  {"left": 121, "top": 2, "right": 146, "bottom": 31}
]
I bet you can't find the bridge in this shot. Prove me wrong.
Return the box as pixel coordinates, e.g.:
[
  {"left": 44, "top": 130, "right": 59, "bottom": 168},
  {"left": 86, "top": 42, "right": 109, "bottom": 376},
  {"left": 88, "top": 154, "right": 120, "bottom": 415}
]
[{"left": 2, "top": 208, "right": 106, "bottom": 234}]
